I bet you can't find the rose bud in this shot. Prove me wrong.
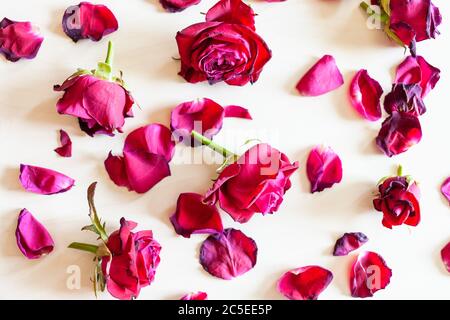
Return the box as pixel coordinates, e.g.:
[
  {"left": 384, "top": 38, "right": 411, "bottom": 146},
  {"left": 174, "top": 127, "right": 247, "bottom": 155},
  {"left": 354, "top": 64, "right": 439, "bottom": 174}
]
[
  {"left": 16, "top": 209, "right": 55, "bottom": 259},
  {"left": 373, "top": 166, "right": 421, "bottom": 229},
  {"left": 54, "top": 41, "right": 135, "bottom": 136},
  {"left": 375, "top": 111, "right": 422, "bottom": 157},
  {"left": 277, "top": 266, "right": 333, "bottom": 300},
  {"left": 180, "top": 292, "right": 208, "bottom": 300},
  {"left": 349, "top": 69, "right": 383, "bottom": 121},
  {"left": 160, "top": 0, "right": 201, "bottom": 12},
  {"left": 176, "top": 1, "right": 271, "bottom": 86},
  {"left": 62, "top": 2, "right": 118, "bottom": 42},
  {"left": 0, "top": 18, "right": 44, "bottom": 62},
  {"left": 384, "top": 84, "right": 426, "bottom": 117}
]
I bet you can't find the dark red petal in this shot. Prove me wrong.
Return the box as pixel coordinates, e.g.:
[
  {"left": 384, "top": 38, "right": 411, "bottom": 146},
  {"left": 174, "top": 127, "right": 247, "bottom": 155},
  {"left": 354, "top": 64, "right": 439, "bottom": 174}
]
[
  {"left": 54, "top": 129, "right": 72, "bottom": 157},
  {"left": 333, "top": 232, "right": 368, "bottom": 256},
  {"left": 170, "top": 193, "right": 223, "bottom": 238},
  {"left": 375, "top": 112, "right": 422, "bottom": 157},
  {"left": 180, "top": 291, "right": 208, "bottom": 300},
  {"left": 277, "top": 266, "right": 333, "bottom": 300},
  {"left": 349, "top": 70, "right": 383, "bottom": 121},
  {"left": 384, "top": 84, "right": 426, "bottom": 116},
  {"left": 350, "top": 251, "right": 392, "bottom": 298},
  {"left": 19, "top": 164, "right": 75, "bottom": 195},
  {"left": 206, "top": 0, "right": 256, "bottom": 31},
  {"left": 296, "top": 55, "right": 344, "bottom": 96},
  {"left": 441, "top": 242, "right": 450, "bottom": 273},
  {"left": 224, "top": 105, "right": 252, "bottom": 119},
  {"left": 199, "top": 228, "right": 257, "bottom": 280},
  {"left": 159, "top": 0, "right": 201, "bottom": 12},
  {"left": 104, "top": 152, "right": 130, "bottom": 189},
  {"left": 306, "top": 145, "right": 343, "bottom": 193},
  {"left": 441, "top": 177, "right": 450, "bottom": 206}
]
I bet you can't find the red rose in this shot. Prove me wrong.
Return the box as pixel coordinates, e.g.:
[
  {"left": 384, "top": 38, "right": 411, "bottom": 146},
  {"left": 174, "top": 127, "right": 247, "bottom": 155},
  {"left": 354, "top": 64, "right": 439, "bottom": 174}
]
[{"left": 101, "top": 218, "right": 161, "bottom": 300}]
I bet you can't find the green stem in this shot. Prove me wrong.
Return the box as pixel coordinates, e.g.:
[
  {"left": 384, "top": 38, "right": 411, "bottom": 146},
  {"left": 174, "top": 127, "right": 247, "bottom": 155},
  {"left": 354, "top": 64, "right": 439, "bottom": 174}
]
[
  {"left": 360, "top": 1, "right": 376, "bottom": 15},
  {"left": 68, "top": 242, "right": 99, "bottom": 254},
  {"left": 397, "top": 165, "right": 403, "bottom": 177},
  {"left": 191, "top": 130, "right": 237, "bottom": 159},
  {"left": 105, "top": 41, "right": 113, "bottom": 67}
]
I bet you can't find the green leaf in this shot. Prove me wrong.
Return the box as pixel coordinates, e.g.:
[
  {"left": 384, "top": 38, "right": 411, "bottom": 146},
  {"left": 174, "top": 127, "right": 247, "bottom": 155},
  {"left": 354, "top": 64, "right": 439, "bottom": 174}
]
[{"left": 68, "top": 242, "right": 99, "bottom": 254}]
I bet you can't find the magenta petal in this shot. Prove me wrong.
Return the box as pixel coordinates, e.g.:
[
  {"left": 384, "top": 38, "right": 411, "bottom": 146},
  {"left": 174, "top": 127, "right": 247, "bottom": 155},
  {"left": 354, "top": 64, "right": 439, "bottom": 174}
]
[
  {"left": 375, "top": 111, "right": 422, "bottom": 157},
  {"left": 199, "top": 228, "right": 257, "bottom": 280},
  {"left": 441, "top": 242, "right": 450, "bottom": 273},
  {"left": 277, "top": 266, "right": 333, "bottom": 300},
  {"left": 306, "top": 145, "right": 343, "bottom": 193},
  {"left": 170, "top": 193, "right": 223, "bottom": 238},
  {"left": 441, "top": 177, "right": 450, "bottom": 205},
  {"left": 296, "top": 55, "right": 344, "bottom": 97},
  {"left": 16, "top": 209, "right": 54, "bottom": 259},
  {"left": 159, "top": 0, "right": 201, "bottom": 12},
  {"left": 350, "top": 251, "right": 392, "bottom": 298},
  {"left": 180, "top": 291, "right": 208, "bottom": 300},
  {"left": 54, "top": 129, "right": 72, "bottom": 157},
  {"left": 349, "top": 70, "right": 383, "bottom": 121},
  {"left": 0, "top": 18, "right": 44, "bottom": 62},
  {"left": 206, "top": 0, "right": 256, "bottom": 31},
  {"left": 19, "top": 164, "right": 75, "bottom": 195},
  {"left": 224, "top": 105, "right": 252, "bottom": 120},
  {"left": 333, "top": 232, "right": 368, "bottom": 256}
]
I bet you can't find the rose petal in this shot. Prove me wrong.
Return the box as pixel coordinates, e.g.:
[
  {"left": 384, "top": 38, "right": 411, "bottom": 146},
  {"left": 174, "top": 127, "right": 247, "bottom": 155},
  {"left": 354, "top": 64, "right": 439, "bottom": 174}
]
[
  {"left": 440, "top": 177, "right": 450, "bottom": 206},
  {"left": 384, "top": 84, "right": 426, "bottom": 116},
  {"left": 62, "top": 2, "right": 118, "bottom": 42},
  {"left": 349, "top": 70, "right": 383, "bottom": 121},
  {"left": 375, "top": 111, "right": 422, "bottom": 157},
  {"left": 16, "top": 209, "right": 54, "bottom": 259},
  {"left": 180, "top": 291, "right": 208, "bottom": 300},
  {"left": 296, "top": 55, "right": 344, "bottom": 96},
  {"left": 159, "top": 0, "right": 201, "bottom": 12},
  {"left": 277, "top": 266, "right": 333, "bottom": 300},
  {"left": 306, "top": 145, "right": 343, "bottom": 193},
  {"left": 54, "top": 129, "right": 72, "bottom": 157},
  {"left": 199, "top": 228, "right": 257, "bottom": 280},
  {"left": 170, "top": 193, "right": 223, "bottom": 238},
  {"left": 19, "top": 164, "right": 75, "bottom": 195},
  {"left": 333, "top": 232, "right": 369, "bottom": 256},
  {"left": 206, "top": 0, "right": 256, "bottom": 31},
  {"left": 350, "top": 251, "right": 392, "bottom": 298},
  {"left": 441, "top": 242, "right": 450, "bottom": 273},
  {"left": 104, "top": 152, "right": 130, "bottom": 188},
  {"left": 224, "top": 105, "right": 252, "bottom": 120},
  {"left": 395, "top": 55, "right": 440, "bottom": 98},
  {"left": 0, "top": 18, "right": 44, "bottom": 62}
]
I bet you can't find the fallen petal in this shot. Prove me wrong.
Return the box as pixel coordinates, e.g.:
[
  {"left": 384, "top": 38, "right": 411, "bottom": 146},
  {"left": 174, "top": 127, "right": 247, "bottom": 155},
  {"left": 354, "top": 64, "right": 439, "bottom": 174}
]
[
  {"left": 441, "top": 242, "right": 450, "bottom": 273},
  {"left": 19, "top": 164, "right": 75, "bottom": 195},
  {"left": 333, "top": 232, "right": 369, "bottom": 256},
  {"left": 349, "top": 70, "right": 383, "bottom": 121},
  {"left": 180, "top": 291, "right": 208, "bottom": 300},
  {"left": 384, "top": 84, "right": 426, "bottom": 116},
  {"left": 206, "top": 0, "right": 256, "bottom": 31},
  {"left": 296, "top": 55, "right": 344, "bottom": 97},
  {"left": 441, "top": 177, "right": 450, "bottom": 205},
  {"left": 16, "top": 209, "right": 54, "bottom": 259},
  {"left": 199, "top": 228, "right": 257, "bottom": 280},
  {"left": 54, "top": 129, "right": 72, "bottom": 157},
  {"left": 159, "top": 0, "right": 201, "bottom": 12},
  {"left": 224, "top": 105, "right": 252, "bottom": 119},
  {"left": 306, "top": 145, "right": 343, "bottom": 193},
  {"left": 277, "top": 266, "right": 333, "bottom": 300}
]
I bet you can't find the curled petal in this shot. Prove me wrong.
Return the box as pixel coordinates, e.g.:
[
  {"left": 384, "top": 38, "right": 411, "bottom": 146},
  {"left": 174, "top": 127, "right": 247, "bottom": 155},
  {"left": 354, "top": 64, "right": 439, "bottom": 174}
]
[
  {"left": 384, "top": 84, "right": 426, "bottom": 116},
  {"left": 170, "top": 193, "right": 223, "bottom": 238},
  {"left": 224, "top": 105, "right": 252, "bottom": 119},
  {"left": 306, "top": 145, "right": 343, "bottom": 193},
  {"left": 54, "top": 129, "right": 72, "bottom": 157},
  {"left": 296, "top": 55, "right": 344, "bottom": 97},
  {"left": 206, "top": 0, "right": 256, "bottom": 30},
  {"left": 19, "top": 164, "right": 75, "bottom": 195},
  {"left": 349, "top": 70, "right": 383, "bottom": 121},
  {"left": 0, "top": 18, "right": 44, "bottom": 62},
  {"left": 159, "top": 0, "right": 201, "bottom": 12},
  {"left": 16, "top": 209, "right": 54, "bottom": 259},
  {"left": 441, "top": 242, "right": 450, "bottom": 273},
  {"left": 277, "top": 266, "right": 333, "bottom": 300},
  {"left": 104, "top": 152, "right": 129, "bottom": 188},
  {"left": 180, "top": 292, "right": 208, "bottom": 300},
  {"left": 395, "top": 55, "right": 440, "bottom": 98},
  {"left": 199, "top": 228, "right": 257, "bottom": 280},
  {"left": 62, "top": 2, "right": 118, "bottom": 42},
  {"left": 350, "top": 251, "right": 392, "bottom": 298},
  {"left": 333, "top": 232, "right": 368, "bottom": 256},
  {"left": 375, "top": 112, "right": 422, "bottom": 157},
  {"left": 441, "top": 177, "right": 450, "bottom": 206}
]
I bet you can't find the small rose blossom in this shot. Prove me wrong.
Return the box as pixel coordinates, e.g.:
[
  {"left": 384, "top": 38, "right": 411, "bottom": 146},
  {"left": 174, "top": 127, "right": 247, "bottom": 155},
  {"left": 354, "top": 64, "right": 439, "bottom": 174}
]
[{"left": 384, "top": 84, "right": 426, "bottom": 117}]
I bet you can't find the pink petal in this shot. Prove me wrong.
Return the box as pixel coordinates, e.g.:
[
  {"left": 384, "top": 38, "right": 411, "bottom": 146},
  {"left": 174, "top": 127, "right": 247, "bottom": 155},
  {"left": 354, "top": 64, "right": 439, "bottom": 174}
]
[
  {"left": 350, "top": 251, "right": 392, "bottom": 298},
  {"left": 206, "top": 0, "right": 256, "bottom": 31},
  {"left": 349, "top": 70, "right": 383, "bottom": 121},
  {"left": 180, "top": 291, "right": 208, "bottom": 300},
  {"left": 306, "top": 145, "right": 343, "bottom": 193},
  {"left": 224, "top": 105, "right": 252, "bottom": 120},
  {"left": 395, "top": 55, "right": 440, "bottom": 98},
  {"left": 296, "top": 55, "right": 344, "bottom": 97},
  {"left": 170, "top": 193, "right": 223, "bottom": 238},
  {"left": 333, "top": 232, "right": 368, "bottom": 256},
  {"left": 441, "top": 177, "right": 450, "bottom": 205},
  {"left": 159, "top": 0, "right": 201, "bottom": 12},
  {"left": 62, "top": 2, "right": 118, "bottom": 42},
  {"left": 0, "top": 18, "right": 44, "bottom": 62},
  {"left": 277, "top": 266, "right": 333, "bottom": 300},
  {"left": 16, "top": 209, "right": 54, "bottom": 259},
  {"left": 54, "top": 129, "right": 72, "bottom": 157},
  {"left": 19, "top": 164, "right": 75, "bottom": 195},
  {"left": 199, "top": 228, "right": 257, "bottom": 280},
  {"left": 441, "top": 242, "right": 450, "bottom": 273}
]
